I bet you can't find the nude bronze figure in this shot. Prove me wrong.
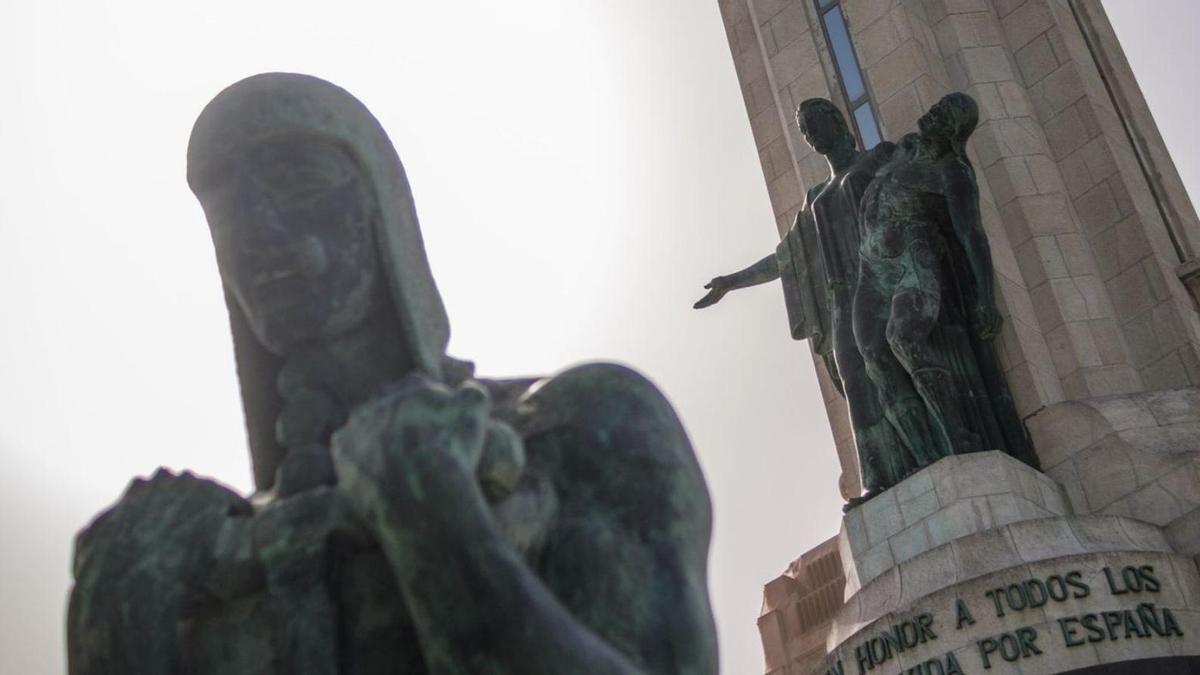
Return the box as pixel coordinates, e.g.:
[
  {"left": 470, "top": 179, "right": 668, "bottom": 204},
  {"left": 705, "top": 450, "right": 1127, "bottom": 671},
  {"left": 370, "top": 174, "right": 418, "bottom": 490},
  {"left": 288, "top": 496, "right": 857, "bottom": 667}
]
[{"left": 853, "top": 92, "right": 1034, "bottom": 469}]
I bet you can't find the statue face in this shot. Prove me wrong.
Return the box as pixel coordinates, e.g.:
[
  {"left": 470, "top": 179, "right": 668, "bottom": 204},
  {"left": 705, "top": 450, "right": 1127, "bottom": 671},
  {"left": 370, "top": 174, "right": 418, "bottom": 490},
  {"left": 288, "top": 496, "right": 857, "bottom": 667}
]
[
  {"left": 925, "top": 93, "right": 979, "bottom": 148},
  {"left": 917, "top": 99, "right": 953, "bottom": 139},
  {"left": 202, "top": 137, "right": 381, "bottom": 355},
  {"left": 797, "top": 106, "right": 850, "bottom": 156}
]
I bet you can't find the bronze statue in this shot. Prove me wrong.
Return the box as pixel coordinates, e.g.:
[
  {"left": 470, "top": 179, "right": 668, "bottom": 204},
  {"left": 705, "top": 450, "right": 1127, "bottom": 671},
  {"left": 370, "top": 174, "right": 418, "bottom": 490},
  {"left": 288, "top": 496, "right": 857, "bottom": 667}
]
[
  {"left": 853, "top": 92, "right": 1034, "bottom": 469},
  {"left": 696, "top": 93, "right": 1034, "bottom": 502},
  {"left": 68, "top": 73, "right": 718, "bottom": 674},
  {"left": 695, "top": 99, "right": 911, "bottom": 501}
]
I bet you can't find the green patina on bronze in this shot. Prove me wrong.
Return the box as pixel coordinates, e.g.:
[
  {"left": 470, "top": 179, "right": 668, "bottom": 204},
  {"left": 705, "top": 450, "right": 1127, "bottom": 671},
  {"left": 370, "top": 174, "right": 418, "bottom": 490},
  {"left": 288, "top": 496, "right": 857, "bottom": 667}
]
[
  {"left": 696, "top": 93, "right": 1034, "bottom": 503},
  {"left": 854, "top": 93, "right": 1035, "bottom": 476},
  {"left": 68, "top": 74, "right": 718, "bottom": 674}
]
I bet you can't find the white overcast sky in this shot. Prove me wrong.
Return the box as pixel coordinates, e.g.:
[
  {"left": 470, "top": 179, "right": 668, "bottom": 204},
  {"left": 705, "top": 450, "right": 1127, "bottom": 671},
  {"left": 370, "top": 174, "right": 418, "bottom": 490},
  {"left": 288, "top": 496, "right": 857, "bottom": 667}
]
[{"left": 0, "top": 1, "right": 1196, "bottom": 673}]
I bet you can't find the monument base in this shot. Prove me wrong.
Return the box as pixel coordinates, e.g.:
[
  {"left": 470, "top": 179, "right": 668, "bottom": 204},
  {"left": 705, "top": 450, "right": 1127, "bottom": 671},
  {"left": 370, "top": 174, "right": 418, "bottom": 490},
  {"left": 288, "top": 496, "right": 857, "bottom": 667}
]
[
  {"left": 839, "top": 451, "right": 1071, "bottom": 595},
  {"left": 759, "top": 390, "right": 1200, "bottom": 675},
  {"left": 823, "top": 521, "right": 1200, "bottom": 674},
  {"left": 827, "top": 448, "right": 1200, "bottom": 673}
]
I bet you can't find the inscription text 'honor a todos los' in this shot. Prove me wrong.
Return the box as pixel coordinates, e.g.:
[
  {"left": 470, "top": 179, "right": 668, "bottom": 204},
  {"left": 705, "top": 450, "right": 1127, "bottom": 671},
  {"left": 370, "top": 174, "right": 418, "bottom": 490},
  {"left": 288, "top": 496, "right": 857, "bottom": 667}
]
[{"left": 825, "top": 565, "right": 1188, "bottom": 675}]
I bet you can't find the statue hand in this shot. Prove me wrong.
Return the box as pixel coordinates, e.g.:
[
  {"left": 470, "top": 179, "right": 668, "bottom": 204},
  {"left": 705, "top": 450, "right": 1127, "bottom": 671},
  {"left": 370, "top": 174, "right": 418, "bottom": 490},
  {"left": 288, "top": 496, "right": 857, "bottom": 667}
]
[
  {"left": 693, "top": 277, "right": 731, "bottom": 309},
  {"left": 332, "top": 375, "right": 491, "bottom": 533},
  {"left": 973, "top": 301, "right": 1003, "bottom": 341}
]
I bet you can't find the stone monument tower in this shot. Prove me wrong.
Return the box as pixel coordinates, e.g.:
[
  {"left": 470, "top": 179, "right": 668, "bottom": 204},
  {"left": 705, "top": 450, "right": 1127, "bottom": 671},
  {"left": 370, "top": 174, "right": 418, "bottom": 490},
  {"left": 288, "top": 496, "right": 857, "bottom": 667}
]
[{"left": 714, "top": 1, "right": 1200, "bottom": 673}]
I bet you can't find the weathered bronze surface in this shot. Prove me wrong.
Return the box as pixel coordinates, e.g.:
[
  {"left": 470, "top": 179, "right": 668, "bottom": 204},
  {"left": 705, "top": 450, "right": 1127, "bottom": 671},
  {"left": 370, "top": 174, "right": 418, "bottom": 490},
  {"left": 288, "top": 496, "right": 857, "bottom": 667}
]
[
  {"left": 696, "top": 99, "right": 905, "bottom": 498},
  {"left": 696, "top": 93, "right": 1034, "bottom": 502},
  {"left": 854, "top": 93, "right": 1034, "bottom": 473},
  {"left": 68, "top": 73, "right": 718, "bottom": 674}
]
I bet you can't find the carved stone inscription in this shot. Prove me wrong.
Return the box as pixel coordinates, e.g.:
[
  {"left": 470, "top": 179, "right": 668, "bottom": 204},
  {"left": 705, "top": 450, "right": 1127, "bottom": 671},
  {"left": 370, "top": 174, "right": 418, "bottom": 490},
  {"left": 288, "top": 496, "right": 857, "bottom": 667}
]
[
  {"left": 824, "top": 562, "right": 1192, "bottom": 675},
  {"left": 971, "top": 566, "right": 1184, "bottom": 670}
]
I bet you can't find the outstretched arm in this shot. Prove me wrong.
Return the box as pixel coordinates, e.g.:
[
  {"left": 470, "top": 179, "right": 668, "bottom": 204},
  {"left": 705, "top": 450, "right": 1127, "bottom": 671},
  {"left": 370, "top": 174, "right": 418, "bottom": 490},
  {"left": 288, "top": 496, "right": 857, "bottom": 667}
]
[
  {"left": 694, "top": 253, "right": 779, "bottom": 309},
  {"left": 696, "top": 185, "right": 828, "bottom": 310},
  {"left": 942, "top": 161, "right": 1000, "bottom": 339}
]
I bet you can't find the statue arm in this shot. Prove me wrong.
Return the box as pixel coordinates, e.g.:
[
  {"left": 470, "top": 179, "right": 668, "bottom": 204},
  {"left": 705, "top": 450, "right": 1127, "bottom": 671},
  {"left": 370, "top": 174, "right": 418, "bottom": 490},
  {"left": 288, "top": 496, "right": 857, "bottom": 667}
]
[
  {"left": 68, "top": 472, "right": 256, "bottom": 674},
  {"left": 333, "top": 368, "right": 717, "bottom": 675},
  {"left": 943, "top": 162, "right": 1001, "bottom": 338},
  {"left": 721, "top": 253, "right": 781, "bottom": 289},
  {"left": 521, "top": 363, "right": 718, "bottom": 674},
  {"left": 695, "top": 186, "right": 828, "bottom": 310},
  {"left": 694, "top": 253, "right": 779, "bottom": 309},
  {"left": 374, "top": 475, "right": 645, "bottom": 674}
]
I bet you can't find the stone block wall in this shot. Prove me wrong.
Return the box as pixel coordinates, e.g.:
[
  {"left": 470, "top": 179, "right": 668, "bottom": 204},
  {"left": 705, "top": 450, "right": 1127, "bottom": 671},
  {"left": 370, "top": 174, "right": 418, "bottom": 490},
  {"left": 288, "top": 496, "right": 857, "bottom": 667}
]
[
  {"left": 758, "top": 536, "right": 846, "bottom": 675},
  {"left": 839, "top": 451, "right": 1071, "bottom": 594},
  {"left": 931, "top": 0, "right": 1146, "bottom": 404},
  {"left": 1012, "top": 0, "right": 1200, "bottom": 390},
  {"left": 1027, "top": 388, "right": 1200, "bottom": 556}
]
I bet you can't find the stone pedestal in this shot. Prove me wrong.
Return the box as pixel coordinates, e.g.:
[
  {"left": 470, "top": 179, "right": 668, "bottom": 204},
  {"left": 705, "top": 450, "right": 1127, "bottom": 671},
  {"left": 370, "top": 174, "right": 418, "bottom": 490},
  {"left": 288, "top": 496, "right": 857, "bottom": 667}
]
[
  {"left": 824, "top": 541, "right": 1200, "bottom": 675},
  {"left": 755, "top": 393, "right": 1200, "bottom": 675},
  {"left": 839, "top": 452, "right": 1071, "bottom": 596},
  {"left": 818, "top": 403, "right": 1200, "bottom": 675}
]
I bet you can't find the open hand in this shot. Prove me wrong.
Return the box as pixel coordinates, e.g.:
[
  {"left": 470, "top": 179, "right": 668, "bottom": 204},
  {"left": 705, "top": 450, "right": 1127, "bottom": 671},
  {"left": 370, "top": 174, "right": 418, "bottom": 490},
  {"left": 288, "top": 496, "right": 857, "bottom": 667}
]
[{"left": 693, "top": 277, "right": 731, "bottom": 309}]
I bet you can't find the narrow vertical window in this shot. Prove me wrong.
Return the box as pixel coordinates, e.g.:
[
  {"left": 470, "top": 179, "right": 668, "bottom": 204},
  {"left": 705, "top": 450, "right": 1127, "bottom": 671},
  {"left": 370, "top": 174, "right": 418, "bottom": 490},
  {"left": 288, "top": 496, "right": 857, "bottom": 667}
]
[
  {"left": 815, "top": 1, "right": 882, "bottom": 149},
  {"left": 853, "top": 103, "right": 882, "bottom": 149},
  {"left": 821, "top": 8, "right": 865, "bottom": 102}
]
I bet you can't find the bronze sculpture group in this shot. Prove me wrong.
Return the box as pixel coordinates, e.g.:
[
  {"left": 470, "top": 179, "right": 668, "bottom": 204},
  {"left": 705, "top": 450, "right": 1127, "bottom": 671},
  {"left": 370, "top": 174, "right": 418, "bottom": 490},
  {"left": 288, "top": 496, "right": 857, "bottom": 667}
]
[
  {"left": 697, "top": 92, "right": 1034, "bottom": 504},
  {"left": 65, "top": 69, "right": 1036, "bottom": 673}
]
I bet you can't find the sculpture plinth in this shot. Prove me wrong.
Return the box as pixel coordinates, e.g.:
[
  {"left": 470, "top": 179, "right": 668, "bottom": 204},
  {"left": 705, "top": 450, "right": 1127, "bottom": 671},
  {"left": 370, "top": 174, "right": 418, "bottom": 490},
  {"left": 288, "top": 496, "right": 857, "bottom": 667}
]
[
  {"left": 824, "top": 442, "right": 1200, "bottom": 674},
  {"left": 761, "top": 438, "right": 1200, "bottom": 675},
  {"left": 839, "top": 451, "right": 1072, "bottom": 595}
]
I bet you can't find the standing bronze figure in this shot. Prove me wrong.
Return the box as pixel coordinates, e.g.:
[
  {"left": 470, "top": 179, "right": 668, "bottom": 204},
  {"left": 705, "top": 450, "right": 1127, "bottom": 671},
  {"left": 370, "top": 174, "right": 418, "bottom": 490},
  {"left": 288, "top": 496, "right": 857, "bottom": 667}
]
[
  {"left": 696, "top": 93, "right": 1034, "bottom": 503},
  {"left": 695, "top": 99, "right": 910, "bottom": 501},
  {"left": 853, "top": 92, "right": 1034, "bottom": 468}
]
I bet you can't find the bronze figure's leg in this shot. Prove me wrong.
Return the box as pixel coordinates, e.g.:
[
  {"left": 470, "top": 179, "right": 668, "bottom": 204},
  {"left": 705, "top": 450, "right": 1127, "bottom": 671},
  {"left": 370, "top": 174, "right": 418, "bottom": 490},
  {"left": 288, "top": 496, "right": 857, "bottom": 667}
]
[
  {"left": 854, "top": 263, "right": 942, "bottom": 471},
  {"left": 885, "top": 241, "right": 981, "bottom": 457},
  {"left": 833, "top": 304, "right": 909, "bottom": 494}
]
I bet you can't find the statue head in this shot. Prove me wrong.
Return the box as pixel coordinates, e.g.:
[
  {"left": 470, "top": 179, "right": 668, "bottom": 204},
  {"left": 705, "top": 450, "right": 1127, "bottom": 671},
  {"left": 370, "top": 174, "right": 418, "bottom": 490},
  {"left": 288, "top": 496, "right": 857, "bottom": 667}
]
[
  {"left": 188, "top": 73, "right": 451, "bottom": 489},
  {"left": 796, "top": 98, "right": 856, "bottom": 156},
  {"left": 198, "top": 134, "right": 383, "bottom": 355},
  {"left": 917, "top": 92, "right": 978, "bottom": 156}
]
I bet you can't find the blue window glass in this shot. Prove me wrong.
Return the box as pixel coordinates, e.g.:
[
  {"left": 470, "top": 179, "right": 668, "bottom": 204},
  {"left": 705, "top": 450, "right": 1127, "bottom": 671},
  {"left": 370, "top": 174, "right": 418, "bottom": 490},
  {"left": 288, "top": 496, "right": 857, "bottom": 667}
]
[
  {"left": 814, "top": 0, "right": 880, "bottom": 151},
  {"left": 853, "top": 103, "right": 882, "bottom": 149},
  {"left": 821, "top": 7, "right": 865, "bottom": 102}
]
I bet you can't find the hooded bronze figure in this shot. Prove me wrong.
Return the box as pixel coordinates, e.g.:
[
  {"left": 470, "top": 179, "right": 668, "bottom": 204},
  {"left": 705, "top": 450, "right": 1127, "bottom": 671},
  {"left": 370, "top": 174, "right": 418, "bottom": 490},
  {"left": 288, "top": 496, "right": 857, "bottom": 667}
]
[{"left": 68, "top": 74, "right": 717, "bottom": 675}]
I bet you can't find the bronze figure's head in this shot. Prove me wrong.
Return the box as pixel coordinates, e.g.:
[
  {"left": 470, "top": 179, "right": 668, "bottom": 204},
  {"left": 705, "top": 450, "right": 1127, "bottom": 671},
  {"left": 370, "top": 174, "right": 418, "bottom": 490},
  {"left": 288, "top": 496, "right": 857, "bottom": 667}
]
[
  {"left": 197, "top": 135, "right": 383, "bottom": 355},
  {"left": 917, "top": 92, "right": 979, "bottom": 156},
  {"left": 187, "top": 73, "right": 451, "bottom": 489},
  {"left": 796, "top": 98, "right": 855, "bottom": 156}
]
